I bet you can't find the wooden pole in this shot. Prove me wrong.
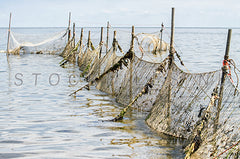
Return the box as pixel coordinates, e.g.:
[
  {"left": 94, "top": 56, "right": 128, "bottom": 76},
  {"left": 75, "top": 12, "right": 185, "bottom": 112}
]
[
  {"left": 77, "top": 28, "right": 84, "bottom": 67},
  {"left": 165, "top": 7, "right": 175, "bottom": 124},
  {"left": 106, "top": 21, "right": 110, "bottom": 53},
  {"left": 73, "top": 22, "right": 75, "bottom": 47},
  {"left": 113, "top": 30, "right": 117, "bottom": 51},
  {"left": 87, "top": 31, "right": 91, "bottom": 49},
  {"left": 129, "top": 26, "right": 135, "bottom": 102},
  {"left": 111, "top": 30, "right": 117, "bottom": 95},
  {"left": 67, "top": 12, "right": 71, "bottom": 41},
  {"left": 7, "top": 12, "right": 12, "bottom": 54},
  {"left": 99, "top": 27, "right": 103, "bottom": 58},
  {"left": 130, "top": 26, "right": 135, "bottom": 52},
  {"left": 159, "top": 23, "right": 164, "bottom": 51},
  {"left": 215, "top": 29, "right": 232, "bottom": 130},
  {"left": 79, "top": 28, "right": 83, "bottom": 50},
  {"left": 169, "top": 8, "right": 175, "bottom": 65},
  {"left": 98, "top": 27, "right": 104, "bottom": 77}
]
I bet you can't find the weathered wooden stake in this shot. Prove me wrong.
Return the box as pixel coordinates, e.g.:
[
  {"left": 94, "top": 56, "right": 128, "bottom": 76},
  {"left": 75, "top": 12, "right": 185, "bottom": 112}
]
[
  {"left": 99, "top": 27, "right": 103, "bottom": 58},
  {"left": 87, "top": 31, "right": 91, "bottom": 48},
  {"left": 166, "top": 7, "right": 175, "bottom": 122},
  {"left": 106, "top": 21, "right": 110, "bottom": 53},
  {"left": 215, "top": 29, "right": 232, "bottom": 130},
  {"left": 73, "top": 22, "right": 75, "bottom": 47},
  {"left": 113, "top": 31, "right": 117, "bottom": 51},
  {"left": 111, "top": 30, "right": 117, "bottom": 95},
  {"left": 169, "top": 8, "right": 175, "bottom": 64},
  {"left": 67, "top": 12, "right": 71, "bottom": 42},
  {"left": 7, "top": 12, "right": 12, "bottom": 54},
  {"left": 98, "top": 27, "right": 104, "bottom": 77},
  {"left": 159, "top": 23, "right": 164, "bottom": 51},
  {"left": 130, "top": 26, "right": 135, "bottom": 52},
  {"left": 129, "top": 26, "right": 135, "bottom": 102},
  {"left": 79, "top": 28, "right": 83, "bottom": 51},
  {"left": 77, "top": 28, "right": 84, "bottom": 67}
]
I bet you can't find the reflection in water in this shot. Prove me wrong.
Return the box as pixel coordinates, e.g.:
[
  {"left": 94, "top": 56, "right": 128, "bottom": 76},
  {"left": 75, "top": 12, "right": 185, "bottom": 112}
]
[{"left": 0, "top": 53, "right": 185, "bottom": 159}]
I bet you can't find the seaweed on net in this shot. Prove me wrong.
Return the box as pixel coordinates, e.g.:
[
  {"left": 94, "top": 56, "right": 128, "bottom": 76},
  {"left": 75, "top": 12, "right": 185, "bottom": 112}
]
[{"left": 70, "top": 29, "right": 240, "bottom": 159}]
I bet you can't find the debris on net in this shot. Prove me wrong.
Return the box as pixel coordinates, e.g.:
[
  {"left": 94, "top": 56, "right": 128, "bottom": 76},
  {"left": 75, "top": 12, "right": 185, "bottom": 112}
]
[
  {"left": 69, "top": 50, "right": 134, "bottom": 96},
  {"left": 67, "top": 28, "right": 240, "bottom": 158},
  {"left": 108, "top": 80, "right": 153, "bottom": 122},
  {"left": 60, "top": 39, "right": 81, "bottom": 66},
  {"left": 184, "top": 87, "right": 219, "bottom": 159}
]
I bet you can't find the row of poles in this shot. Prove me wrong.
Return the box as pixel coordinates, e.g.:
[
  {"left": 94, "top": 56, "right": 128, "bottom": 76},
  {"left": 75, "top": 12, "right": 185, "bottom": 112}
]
[
  {"left": 6, "top": 8, "right": 232, "bottom": 112},
  {"left": 6, "top": 8, "right": 232, "bottom": 127},
  {"left": 5, "top": 8, "right": 234, "bottom": 158},
  {"left": 67, "top": 12, "right": 111, "bottom": 58}
]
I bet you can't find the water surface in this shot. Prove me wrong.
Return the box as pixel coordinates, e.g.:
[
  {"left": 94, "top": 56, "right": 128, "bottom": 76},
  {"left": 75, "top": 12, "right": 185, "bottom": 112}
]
[
  {"left": 1, "top": 27, "right": 240, "bottom": 158},
  {"left": 0, "top": 53, "right": 185, "bottom": 159}
]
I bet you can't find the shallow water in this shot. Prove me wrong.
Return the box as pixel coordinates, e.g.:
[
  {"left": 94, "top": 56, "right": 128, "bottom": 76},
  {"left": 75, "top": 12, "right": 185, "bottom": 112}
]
[
  {"left": 1, "top": 27, "right": 240, "bottom": 158},
  {"left": 0, "top": 53, "right": 185, "bottom": 159}
]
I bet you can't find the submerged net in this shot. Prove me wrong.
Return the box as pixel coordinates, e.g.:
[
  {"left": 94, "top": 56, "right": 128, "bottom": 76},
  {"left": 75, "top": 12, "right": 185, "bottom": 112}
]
[
  {"left": 64, "top": 27, "right": 239, "bottom": 158},
  {"left": 8, "top": 29, "right": 68, "bottom": 54}
]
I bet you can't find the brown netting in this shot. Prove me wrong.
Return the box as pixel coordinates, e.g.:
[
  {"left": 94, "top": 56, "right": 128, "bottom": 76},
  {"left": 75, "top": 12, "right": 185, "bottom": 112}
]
[
  {"left": 146, "top": 63, "right": 221, "bottom": 138},
  {"left": 69, "top": 28, "right": 239, "bottom": 159}
]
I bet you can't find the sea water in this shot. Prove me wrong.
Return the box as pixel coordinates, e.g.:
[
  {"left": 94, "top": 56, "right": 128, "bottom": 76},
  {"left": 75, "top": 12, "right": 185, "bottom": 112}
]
[{"left": 0, "top": 27, "right": 240, "bottom": 158}]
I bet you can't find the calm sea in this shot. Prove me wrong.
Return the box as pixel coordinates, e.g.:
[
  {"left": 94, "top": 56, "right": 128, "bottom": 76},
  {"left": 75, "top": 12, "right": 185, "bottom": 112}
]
[{"left": 0, "top": 27, "right": 239, "bottom": 158}]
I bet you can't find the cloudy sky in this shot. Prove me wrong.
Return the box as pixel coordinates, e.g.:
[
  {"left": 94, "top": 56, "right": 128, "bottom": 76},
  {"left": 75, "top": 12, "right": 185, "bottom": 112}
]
[{"left": 0, "top": 0, "right": 239, "bottom": 27}]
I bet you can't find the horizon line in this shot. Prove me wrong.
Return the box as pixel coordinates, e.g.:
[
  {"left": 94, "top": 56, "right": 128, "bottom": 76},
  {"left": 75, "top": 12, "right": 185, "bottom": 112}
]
[{"left": 1, "top": 26, "right": 240, "bottom": 29}]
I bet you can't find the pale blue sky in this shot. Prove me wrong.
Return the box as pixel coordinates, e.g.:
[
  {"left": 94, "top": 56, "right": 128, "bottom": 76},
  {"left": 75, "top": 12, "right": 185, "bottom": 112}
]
[{"left": 0, "top": 0, "right": 240, "bottom": 27}]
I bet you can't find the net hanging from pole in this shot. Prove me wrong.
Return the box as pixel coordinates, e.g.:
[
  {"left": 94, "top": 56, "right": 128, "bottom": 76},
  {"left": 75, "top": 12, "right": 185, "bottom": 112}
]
[
  {"left": 74, "top": 29, "right": 170, "bottom": 111},
  {"left": 68, "top": 28, "right": 239, "bottom": 158},
  {"left": 8, "top": 29, "right": 68, "bottom": 54}
]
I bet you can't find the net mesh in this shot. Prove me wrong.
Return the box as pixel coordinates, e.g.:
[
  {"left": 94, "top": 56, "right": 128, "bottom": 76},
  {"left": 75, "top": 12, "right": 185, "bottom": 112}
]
[
  {"left": 8, "top": 29, "right": 68, "bottom": 54},
  {"left": 63, "top": 27, "right": 239, "bottom": 158},
  {"left": 146, "top": 63, "right": 221, "bottom": 137}
]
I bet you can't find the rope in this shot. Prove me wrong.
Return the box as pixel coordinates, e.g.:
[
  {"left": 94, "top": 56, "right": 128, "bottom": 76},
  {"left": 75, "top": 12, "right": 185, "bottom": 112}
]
[
  {"left": 107, "top": 78, "right": 154, "bottom": 122},
  {"left": 228, "top": 59, "right": 240, "bottom": 90},
  {"left": 11, "top": 30, "right": 67, "bottom": 48},
  {"left": 223, "top": 60, "right": 233, "bottom": 83},
  {"left": 116, "top": 42, "right": 125, "bottom": 55},
  {"left": 213, "top": 140, "right": 240, "bottom": 159},
  {"left": 69, "top": 49, "right": 134, "bottom": 96}
]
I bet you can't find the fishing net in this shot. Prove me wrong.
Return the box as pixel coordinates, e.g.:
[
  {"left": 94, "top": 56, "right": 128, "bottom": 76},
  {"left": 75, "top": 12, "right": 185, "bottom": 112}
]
[
  {"left": 194, "top": 77, "right": 240, "bottom": 158},
  {"left": 69, "top": 27, "right": 239, "bottom": 158},
  {"left": 146, "top": 63, "right": 221, "bottom": 137},
  {"left": 145, "top": 60, "right": 240, "bottom": 158},
  {"left": 8, "top": 29, "right": 68, "bottom": 54},
  {"left": 75, "top": 29, "right": 169, "bottom": 111}
]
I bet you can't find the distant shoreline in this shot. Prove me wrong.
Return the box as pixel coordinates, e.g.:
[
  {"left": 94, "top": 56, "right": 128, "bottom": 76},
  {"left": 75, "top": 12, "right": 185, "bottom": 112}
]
[{"left": 1, "top": 26, "right": 240, "bottom": 29}]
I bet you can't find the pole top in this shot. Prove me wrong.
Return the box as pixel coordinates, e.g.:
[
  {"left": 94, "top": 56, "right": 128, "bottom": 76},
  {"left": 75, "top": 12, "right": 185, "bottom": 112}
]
[
  {"left": 113, "top": 30, "right": 117, "bottom": 39},
  {"left": 224, "top": 29, "right": 232, "bottom": 60},
  {"left": 132, "top": 26, "right": 135, "bottom": 34}
]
